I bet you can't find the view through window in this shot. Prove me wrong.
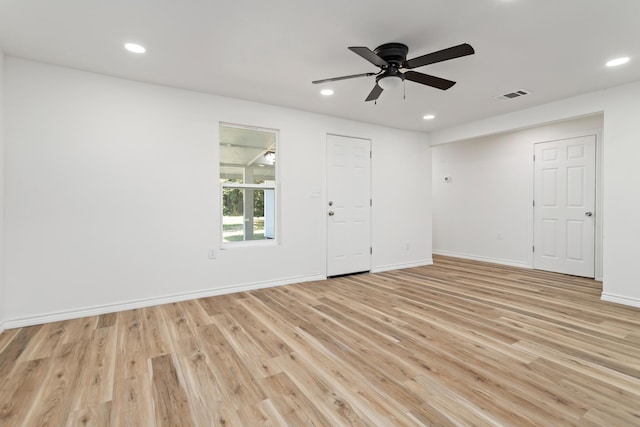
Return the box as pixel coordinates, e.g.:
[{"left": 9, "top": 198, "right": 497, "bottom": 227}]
[{"left": 220, "top": 124, "right": 277, "bottom": 243}]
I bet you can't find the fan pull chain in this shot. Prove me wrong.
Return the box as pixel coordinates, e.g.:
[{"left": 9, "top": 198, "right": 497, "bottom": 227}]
[{"left": 404, "top": 80, "right": 406, "bottom": 100}]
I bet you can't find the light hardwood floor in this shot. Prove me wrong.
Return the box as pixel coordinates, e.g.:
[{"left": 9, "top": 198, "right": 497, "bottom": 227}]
[{"left": 1, "top": 256, "right": 639, "bottom": 426}]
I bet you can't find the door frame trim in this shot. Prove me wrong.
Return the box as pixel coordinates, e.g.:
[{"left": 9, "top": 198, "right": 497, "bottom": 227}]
[
  {"left": 325, "top": 132, "right": 373, "bottom": 277},
  {"left": 531, "top": 131, "right": 603, "bottom": 280}
]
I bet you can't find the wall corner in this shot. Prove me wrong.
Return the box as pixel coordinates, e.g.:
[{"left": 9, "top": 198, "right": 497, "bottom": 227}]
[{"left": 0, "top": 50, "right": 5, "bottom": 333}]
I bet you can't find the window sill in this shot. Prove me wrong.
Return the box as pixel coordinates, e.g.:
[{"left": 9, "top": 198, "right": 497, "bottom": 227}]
[{"left": 221, "top": 239, "right": 278, "bottom": 250}]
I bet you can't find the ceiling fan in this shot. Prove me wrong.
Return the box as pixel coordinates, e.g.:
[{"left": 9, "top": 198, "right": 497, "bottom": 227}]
[{"left": 312, "top": 42, "right": 475, "bottom": 102}]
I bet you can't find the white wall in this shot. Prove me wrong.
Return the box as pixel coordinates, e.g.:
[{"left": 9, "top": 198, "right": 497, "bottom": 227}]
[
  {"left": 432, "top": 115, "right": 603, "bottom": 273},
  {"left": 3, "top": 57, "right": 432, "bottom": 327},
  {"left": 0, "top": 50, "right": 5, "bottom": 333},
  {"left": 372, "top": 135, "right": 432, "bottom": 272},
  {"left": 430, "top": 80, "right": 640, "bottom": 308},
  {"left": 600, "top": 83, "right": 640, "bottom": 308}
]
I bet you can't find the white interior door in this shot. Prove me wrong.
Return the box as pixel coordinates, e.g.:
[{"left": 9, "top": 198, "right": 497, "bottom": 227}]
[
  {"left": 534, "top": 135, "right": 596, "bottom": 277},
  {"left": 327, "top": 134, "right": 371, "bottom": 277}
]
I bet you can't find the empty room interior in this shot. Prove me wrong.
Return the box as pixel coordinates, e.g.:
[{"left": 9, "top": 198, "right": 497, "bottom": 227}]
[{"left": 1, "top": 1, "right": 640, "bottom": 426}]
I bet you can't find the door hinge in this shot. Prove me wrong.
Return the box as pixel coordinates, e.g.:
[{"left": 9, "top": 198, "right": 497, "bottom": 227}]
[
  {"left": 533, "top": 200, "right": 535, "bottom": 207},
  {"left": 370, "top": 151, "right": 372, "bottom": 159},
  {"left": 370, "top": 247, "right": 373, "bottom": 254},
  {"left": 370, "top": 198, "right": 372, "bottom": 207},
  {"left": 532, "top": 245, "right": 535, "bottom": 253},
  {"left": 533, "top": 154, "right": 536, "bottom": 162}
]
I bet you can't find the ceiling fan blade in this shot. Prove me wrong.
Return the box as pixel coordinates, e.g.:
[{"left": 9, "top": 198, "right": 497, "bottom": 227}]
[
  {"left": 365, "top": 84, "right": 383, "bottom": 102},
  {"left": 404, "top": 71, "right": 456, "bottom": 90},
  {"left": 349, "top": 46, "right": 389, "bottom": 67},
  {"left": 312, "top": 72, "right": 376, "bottom": 84},
  {"left": 404, "top": 43, "right": 475, "bottom": 69}
]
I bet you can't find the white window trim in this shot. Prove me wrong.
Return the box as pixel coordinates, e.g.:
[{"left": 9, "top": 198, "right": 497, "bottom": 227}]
[{"left": 219, "top": 122, "right": 279, "bottom": 248}]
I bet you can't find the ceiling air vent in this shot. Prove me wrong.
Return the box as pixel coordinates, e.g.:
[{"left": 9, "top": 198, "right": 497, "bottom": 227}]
[{"left": 496, "top": 89, "right": 531, "bottom": 100}]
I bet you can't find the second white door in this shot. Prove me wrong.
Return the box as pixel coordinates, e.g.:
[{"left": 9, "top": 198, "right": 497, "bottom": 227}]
[
  {"left": 326, "top": 134, "right": 371, "bottom": 277},
  {"left": 533, "top": 135, "right": 596, "bottom": 277}
]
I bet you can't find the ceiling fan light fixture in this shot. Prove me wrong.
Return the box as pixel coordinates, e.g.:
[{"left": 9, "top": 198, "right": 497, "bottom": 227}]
[
  {"left": 423, "top": 114, "right": 436, "bottom": 120},
  {"left": 378, "top": 75, "right": 403, "bottom": 90},
  {"left": 264, "top": 151, "right": 276, "bottom": 164}
]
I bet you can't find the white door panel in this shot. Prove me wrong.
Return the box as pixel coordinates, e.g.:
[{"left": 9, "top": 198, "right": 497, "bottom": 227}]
[
  {"left": 327, "top": 134, "right": 371, "bottom": 276},
  {"left": 541, "top": 219, "right": 558, "bottom": 258},
  {"left": 566, "top": 220, "right": 585, "bottom": 260},
  {"left": 534, "top": 135, "right": 596, "bottom": 277}
]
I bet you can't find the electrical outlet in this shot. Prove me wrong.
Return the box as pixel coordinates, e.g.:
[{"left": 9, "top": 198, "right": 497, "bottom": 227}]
[
  {"left": 497, "top": 232, "right": 503, "bottom": 240},
  {"left": 207, "top": 248, "right": 216, "bottom": 259},
  {"left": 405, "top": 243, "right": 410, "bottom": 251}
]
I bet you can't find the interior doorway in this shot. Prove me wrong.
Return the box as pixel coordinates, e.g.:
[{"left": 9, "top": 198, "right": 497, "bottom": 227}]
[
  {"left": 326, "top": 134, "right": 371, "bottom": 277},
  {"left": 533, "top": 135, "right": 596, "bottom": 277}
]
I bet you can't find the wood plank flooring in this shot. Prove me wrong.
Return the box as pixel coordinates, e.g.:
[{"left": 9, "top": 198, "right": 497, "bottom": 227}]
[{"left": 1, "top": 256, "right": 640, "bottom": 426}]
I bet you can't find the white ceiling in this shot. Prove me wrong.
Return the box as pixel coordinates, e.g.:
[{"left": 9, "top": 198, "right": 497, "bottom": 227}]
[{"left": 1, "top": 0, "right": 638, "bottom": 132}]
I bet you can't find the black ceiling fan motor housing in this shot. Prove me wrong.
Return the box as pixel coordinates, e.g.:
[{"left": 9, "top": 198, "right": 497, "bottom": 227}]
[{"left": 373, "top": 43, "right": 409, "bottom": 66}]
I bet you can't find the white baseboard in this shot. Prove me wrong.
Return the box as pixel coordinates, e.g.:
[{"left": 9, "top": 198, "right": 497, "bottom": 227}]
[
  {"left": 601, "top": 292, "right": 640, "bottom": 309},
  {"left": 0, "top": 322, "right": 5, "bottom": 335},
  {"left": 371, "top": 259, "right": 433, "bottom": 273},
  {"left": 2, "top": 273, "right": 326, "bottom": 330},
  {"left": 432, "top": 250, "right": 532, "bottom": 269}
]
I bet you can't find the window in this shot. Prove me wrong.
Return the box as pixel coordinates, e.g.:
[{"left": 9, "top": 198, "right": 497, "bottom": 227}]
[{"left": 220, "top": 123, "right": 277, "bottom": 244}]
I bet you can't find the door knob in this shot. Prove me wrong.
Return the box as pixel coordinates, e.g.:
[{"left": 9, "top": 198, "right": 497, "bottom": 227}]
[
  {"left": 328, "top": 211, "right": 335, "bottom": 216},
  {"left": 328, "top": 201, "right": 333, "bottom": 206},
  {"left": 585, "top": 211, "right": 593, "bottom": 217}
]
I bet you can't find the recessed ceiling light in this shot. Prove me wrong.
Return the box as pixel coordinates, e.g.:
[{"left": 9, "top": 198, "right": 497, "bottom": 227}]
[
  {"left": 320, "top": 89, "right": 334, "bottom": 96},
  {"left": 423, "top": 114, "right": 436, "bottom": 120},
  {"left": 606, "top": 57, "right": 629, "bottom": 67},
  {"left": 124, "top": 43, "right": 146, "bottom": 54}
]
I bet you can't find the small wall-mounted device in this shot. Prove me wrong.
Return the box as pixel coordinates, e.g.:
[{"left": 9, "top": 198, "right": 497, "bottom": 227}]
[{"left": 444, "top": 176, "right": 452, "bottom": 182}]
